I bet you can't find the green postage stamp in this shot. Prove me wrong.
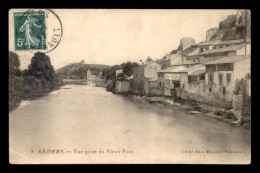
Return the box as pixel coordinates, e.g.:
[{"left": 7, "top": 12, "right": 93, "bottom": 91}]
[{"left": 14, "top": 11, "right": 46, "bottom": 50}]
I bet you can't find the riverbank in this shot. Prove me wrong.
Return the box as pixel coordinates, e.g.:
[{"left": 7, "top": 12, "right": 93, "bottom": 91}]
[{"left": 116, "top": 91, "right": 251, "bottom": 131}]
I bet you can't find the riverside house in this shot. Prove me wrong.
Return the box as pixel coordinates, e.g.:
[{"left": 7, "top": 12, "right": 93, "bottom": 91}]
[
  {"left": 204, "top": 54, "right": 250, "bottom": 108},
  {"left": 115, "top": 80, "right": 131, "bottom": 93},
  {"left": 176, "top": 55, "right": 250, "bottom": 109},
  {"left": 178, "top": 64, "right": 206, "bottom": 91},
  {"left": 187, "top": 40, "right": 251, "bottom": 64},
  {"left": 157, "top": 65, "right": 188, "bottom": 96},
  {"left": 132, "top": 61, "right": 161, "bottom": 95}
]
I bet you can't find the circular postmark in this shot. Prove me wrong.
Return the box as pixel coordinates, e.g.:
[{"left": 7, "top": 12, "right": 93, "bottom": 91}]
[{"left": 13, "top": 9, "right": 63, "bottom": 53}]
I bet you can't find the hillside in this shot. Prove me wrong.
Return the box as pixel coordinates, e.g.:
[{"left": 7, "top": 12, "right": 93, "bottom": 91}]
[
  {"left": 209, "top": 26, "right": 246, "bottom": 42},
  {"left": 56, "top": 62, "right": 111, "bottom": 79}
]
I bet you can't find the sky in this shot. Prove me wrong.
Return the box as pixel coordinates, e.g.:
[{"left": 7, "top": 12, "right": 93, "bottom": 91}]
[{"left": 9, "top": 9, "right": 237, "bottom": 70}]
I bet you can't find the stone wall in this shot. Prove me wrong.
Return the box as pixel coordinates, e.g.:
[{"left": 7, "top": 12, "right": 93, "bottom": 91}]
[
  {"left": 177, "top": 71, "right": 234, "bottom": 108},
  {"left": 115, "top": 81, "right": 130, "bottom": 93}
]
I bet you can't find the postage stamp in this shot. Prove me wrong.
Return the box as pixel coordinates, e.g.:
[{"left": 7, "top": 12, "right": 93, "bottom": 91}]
[
  {"left": 14, "top": 11, "right": 46, "bottom": 50},
  {"left": 12, "top": 9, "right": 62, "bottom": 53}
]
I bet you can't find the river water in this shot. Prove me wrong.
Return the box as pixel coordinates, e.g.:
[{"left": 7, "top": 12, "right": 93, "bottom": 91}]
[{"left": 9, "top": 83, "right": 251, "bottom": 164}]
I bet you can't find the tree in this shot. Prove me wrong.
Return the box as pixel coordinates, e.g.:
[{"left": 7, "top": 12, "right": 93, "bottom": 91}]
[
  {"left": 122, "top": 62, "right": 139, "bottom": 77},
  {"left": 77, "top": 67, "right": 87, "bottom": 79},
  {"left": 145, "top": 56, "right": 153, "bottom": 63},
  {"left": 9, "top": 51, "right": 21, "bottom": 76},
  {"left": 28, "top": 52, "right": 56, "bottom": 90}
]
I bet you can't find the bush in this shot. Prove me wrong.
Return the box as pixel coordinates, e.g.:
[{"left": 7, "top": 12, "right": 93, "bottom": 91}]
[
  {"left": 225, "top": 112, "right": 237, "bottom": 120},
  {"left": 214, "top": 110, "right": 225, "bottom": 117}
]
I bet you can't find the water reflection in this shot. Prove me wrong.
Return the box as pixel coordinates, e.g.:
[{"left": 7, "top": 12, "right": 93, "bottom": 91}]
[{"left": 9, "top": 83, "right": 251, "bottom": 164}]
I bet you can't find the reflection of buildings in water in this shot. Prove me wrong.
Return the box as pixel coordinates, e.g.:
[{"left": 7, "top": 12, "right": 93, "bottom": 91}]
[
  {"left": 87, "top": 75, "right": 96, "bottom": 80},
  {"left": 87, "top": 80, "right": 96, "bottom": 87}
]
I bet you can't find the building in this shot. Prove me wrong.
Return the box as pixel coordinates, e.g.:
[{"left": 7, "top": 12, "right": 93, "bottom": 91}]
[
  {"left": 116, "top": 70, "right": 123, "bottom": 77},
  {"left": 162, "top": 45, "right": 200, "bottom": 69},
  {"left": 176, "top": 55, "right": 250, "bottom": 109},
  {"left": 87, "top": 69, "right": 91, "bottom": 77},
  {"left": 126, "top": 75, "right": 133, "bottom": 80},
  {"left": 178, "top": 64, "right": 206, "bottom": 91},
  {"left": 132, "top": 61, "right": 161, "bottom": 95},
  {"left": 206, "top": 27, "right": 218, "bottom": 42},
  {"left": 148, "top": 77, "right": 163, "bottom": 95},
  {"left": 157, "top": 65, "right": 188, "bottom": 96},
  {"left": 187, "top": 42, "right": 251, "bottom": 64},
  {"left": 115, "top": 80, "right": 131, "bottom": 93},
  {"left": 205, "top": 55, "right": 250, "bottom": 108},
  {"left": 180, "top": 37, "right": 195, "bottom": 50}
]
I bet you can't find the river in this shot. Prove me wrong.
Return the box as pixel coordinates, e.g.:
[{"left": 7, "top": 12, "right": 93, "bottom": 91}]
[{"left": 9, "top": 82, "right": 251, "bottom": 164}]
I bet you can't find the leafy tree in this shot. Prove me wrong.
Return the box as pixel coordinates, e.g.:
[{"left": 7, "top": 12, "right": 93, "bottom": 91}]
[
  {"left": 122, "top": 62, "right": 139, "bottom": 77},
  {"left": 9, "top": 51, "right": 21, "bottom": 76},
  {"left": 28, "top": 52, "right": 56, "bottom": 90},
  {"left": 145, "top": 56, "right": 153, "bottom": 63},
  {"left": 77, "top": 67, "right": 87, "bottom": 79}
]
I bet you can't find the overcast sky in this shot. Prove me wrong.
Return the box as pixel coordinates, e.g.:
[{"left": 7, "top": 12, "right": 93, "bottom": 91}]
[{"left": 10, "top": 9, "right": 237, "bottom": 70}]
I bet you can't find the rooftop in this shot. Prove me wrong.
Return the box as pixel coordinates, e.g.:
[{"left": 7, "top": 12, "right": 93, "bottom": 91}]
[
  {"left": 206, "top": 55, "right": 250, "bottom": 65},
  {"left": 148, "top": 77, "right": 158, "bottom": 82},
  {"left": 179, "top": 64, "right": 205, "bottom": 73},
  {"left": 158, "top": 65, "right": 187, "bottom": 73},
  {"left": 126, "top": 75, "right": 133, "bottom": 80},
  {"left": 188, "top": 69, "right": 206, "bottom": 76},
  {"left": 189, "top": 44, "right": 245, "bottom": 56},
  {"left": 199, "top": 39, "right": 251, "bottom": 46}
]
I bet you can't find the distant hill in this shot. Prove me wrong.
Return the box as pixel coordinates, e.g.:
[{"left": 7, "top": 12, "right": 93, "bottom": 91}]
[{"left": 56, "top": 62, "right": 111, "bottom": 79}]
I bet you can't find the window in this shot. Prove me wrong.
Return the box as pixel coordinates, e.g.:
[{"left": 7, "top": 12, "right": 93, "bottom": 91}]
[
  {"left": 206, "top": 65, "right": 216, "bottom": 73},
  {"left": 174, "top": 81, "right": 180, "bottom": 88},
  {"left": 188, "top": 76, "right": 199, "bottom": 83},
  {"left": 223, "top": 87, "right": 226, "bottom": 95},
  {"left": 200, "top": 74, "right": 205, "bottom": 80},
  {"left": 209, "top": 74, "right": 213, "bottom": 83},
  {"left": 219, "top": 73, "right": 223, "bottom": 84},
  {"left": 226, "top": 73, "right": 231, "bottom": 84},
  {"left": 159, "top": 82, "right": 162, "bottom": 86},
  {"left": 218, "top": 63, "right": 233, "bottom": 71},
  {"left": 209, "top": 88, "right": 212, "bottom": 92},
  {"left": 183, "top": 84, "right": 185, "bottom": 88}
]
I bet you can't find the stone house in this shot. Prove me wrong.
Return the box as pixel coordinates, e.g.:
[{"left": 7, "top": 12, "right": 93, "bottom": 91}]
[
  {"left": 162, "top": 45, "right": 200, "bottom": 69},
  {"left": 178, "top": 64, "right": 206, "bottom": 91},
  {"left": 157, "top": 65, "right": 188, "bottom": 96},
  {"left": 187, "top": 42, "right": 251, "bottom": 64},
  {"left": 205, "top": 54, "right": 250, "bottom": 99},
  {"left": 176, "top": 55, "right": 250, "bottom": 108},
  {"left": 132, "top": 61, "right": 161, "bottom": 95},
  {"left": 197, "top": 39, "right": 251, "bottom": 53},
  {"left": 115, "top": 80, "right": 131, "bottom": 93},
  {"left": 162, "top": 53, "right": 197, "bottom": 69},
  {"left": 148, "top": 77, "right": 163, "bottom": 95}
]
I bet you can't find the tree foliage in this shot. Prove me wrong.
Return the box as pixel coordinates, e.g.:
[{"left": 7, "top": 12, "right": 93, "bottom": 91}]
[
  {"left": 102, "top": 61, "right": 139, "bottom": 80},
  {"left": 9, "top": 51, "right": 21, "bottom": 76},
  {"left": 145, "top": 56, "right": 153, "bottom": 63},
  {"left": 28, "top": 52, "right": 56, "bottom": 90}
]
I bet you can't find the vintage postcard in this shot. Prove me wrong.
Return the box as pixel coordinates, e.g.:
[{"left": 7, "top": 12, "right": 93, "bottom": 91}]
[{"left": 8, "top": 9, "right": 251, "bottom": 164}]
